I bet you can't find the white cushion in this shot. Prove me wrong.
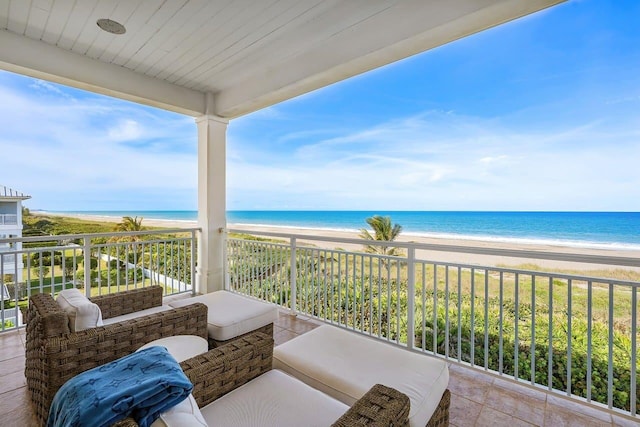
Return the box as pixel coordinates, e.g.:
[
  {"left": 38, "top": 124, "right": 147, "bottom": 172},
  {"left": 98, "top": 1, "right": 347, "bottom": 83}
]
[
  {"left": 102, "top": 305, "right": 173, "bottom": 325},
  {"left": 273, "top": 325, "right": 449, "bottom": 427},
  {"left": 137, "top": 335, "right": 209, "bottom": 363},
  {"left": 168, "top": 291, "right": 278, "bottom": 341},
  {"left": 56, "top": 289, "right": 103, "bottom": 332},
  {"left": 151, "top": 394, "right": 207, "bottom": 427},
  {"left": 200, "top": 370, "right": 348, "bottom": 427}
]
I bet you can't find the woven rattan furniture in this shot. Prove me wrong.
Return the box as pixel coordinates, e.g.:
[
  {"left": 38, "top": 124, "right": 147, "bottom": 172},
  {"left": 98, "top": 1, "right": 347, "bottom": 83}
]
[
  {"left": 111, "top": 332, "right": 439, "bottom": 427},
  {"left": 274, "top": 324, "right": 450, "bottom": 427},
  {"left": 25, "top": 286, "right": 208, "bottom": 426}
]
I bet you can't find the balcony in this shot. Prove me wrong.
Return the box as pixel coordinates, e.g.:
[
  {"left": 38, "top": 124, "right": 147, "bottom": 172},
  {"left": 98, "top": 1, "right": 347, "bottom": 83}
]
[
  {"left": 1, "top": 228, "right": 638, "bottom": 425},
  {"left": 0, "top": 311, "right": 631, "bottom": 426},
  {"left": 0, "top": 214, "right": 18, "bottom": 226}
]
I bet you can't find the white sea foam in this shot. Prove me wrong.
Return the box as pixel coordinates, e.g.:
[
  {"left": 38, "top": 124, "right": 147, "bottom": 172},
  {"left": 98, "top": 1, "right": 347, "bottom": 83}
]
[
  {"left": 230, "top": 222, "right": 360, "bottom": 234},
  {"left": 230, "top": 223, "right": 640, "bottom": 251},
  {"left": 401, "top": 231, "right": 640, "bottom": 251}
]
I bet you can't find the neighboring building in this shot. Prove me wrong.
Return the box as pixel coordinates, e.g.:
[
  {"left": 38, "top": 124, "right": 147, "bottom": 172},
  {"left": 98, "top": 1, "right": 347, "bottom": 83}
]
[{"left": 0, "top": 185, "right": 31, "bottom": 286}]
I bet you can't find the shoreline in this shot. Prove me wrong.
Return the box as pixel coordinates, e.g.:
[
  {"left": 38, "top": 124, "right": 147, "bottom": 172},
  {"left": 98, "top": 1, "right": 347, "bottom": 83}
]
[
  {"left": 37, "top": 211, "right": 640, "bottom": 251},
  {"left": 37, "top": 211, "right": 640, "bottom": 272}
]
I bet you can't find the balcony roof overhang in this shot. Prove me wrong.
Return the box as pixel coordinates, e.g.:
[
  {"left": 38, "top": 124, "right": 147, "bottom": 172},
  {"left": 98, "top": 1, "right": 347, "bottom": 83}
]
[
  {"left": 0, "top": 185, "right": 31, "bottom": 201},
  {"left": 0, "top": 0, "right": 564, "bottom": 119}
]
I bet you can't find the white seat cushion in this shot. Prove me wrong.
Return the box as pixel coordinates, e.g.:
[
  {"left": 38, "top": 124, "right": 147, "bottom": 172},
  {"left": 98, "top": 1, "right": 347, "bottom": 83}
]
[
  {"left": 102, "top": 305, "right": 173, "bottom": 325},
  {"left": 168, "top": 291, "right": 278, "bottom": 341},
  {"left": 151, "top": 394, "right": 207, "bottom": 427},
  {"left": 56, "top": 288, "right": 103, "bottom": 332},
  {"left": 137, "top": 335, "right": 208, "bottom": 363},
  {"left": 200, "top": 370, "right": 348, "bottom": 427},
  {"left": 273, "top": 325, "right": 449, "bottom": 427}
]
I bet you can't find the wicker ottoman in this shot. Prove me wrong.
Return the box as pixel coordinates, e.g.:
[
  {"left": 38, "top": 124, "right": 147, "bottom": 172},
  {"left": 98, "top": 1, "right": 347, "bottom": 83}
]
[
  {"left": 168, "top": 291, "right": 278, "bottom": 348},
  {"left": 273, "top": 325, "right": 450, "bottom": 427}
]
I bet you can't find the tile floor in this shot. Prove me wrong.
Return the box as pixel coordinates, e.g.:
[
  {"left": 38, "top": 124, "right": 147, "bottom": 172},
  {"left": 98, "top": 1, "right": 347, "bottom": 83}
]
[{"left": 1, "top": 312, "right": 637, "bottom": 426}]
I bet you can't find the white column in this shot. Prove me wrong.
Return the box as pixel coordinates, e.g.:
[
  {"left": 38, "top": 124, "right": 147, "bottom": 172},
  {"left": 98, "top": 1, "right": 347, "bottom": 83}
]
[{"left": 196, "top": 114, "right": 229, "bottom": 294}]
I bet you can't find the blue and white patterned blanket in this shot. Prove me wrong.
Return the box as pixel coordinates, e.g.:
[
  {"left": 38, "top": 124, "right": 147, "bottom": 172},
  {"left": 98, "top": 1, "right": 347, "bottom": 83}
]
[{"left": 47, "top": 346, "right": 193, "bottom": 427}]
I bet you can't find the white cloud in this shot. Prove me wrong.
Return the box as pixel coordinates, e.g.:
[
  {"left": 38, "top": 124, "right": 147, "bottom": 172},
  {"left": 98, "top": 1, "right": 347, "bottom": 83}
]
[
  {"left": 29, "top": 79, "right": 71, "bottom": 98},
  {"left": 227, "top": 109, "right": 640, "bottom": 210},
  {"left": 479, "top": 155, "right": 508, "bottom": 163},
  {"left": 108, "top": 119, "right": 143, "bottom": 141},
  {"left": 0, "top": 77, "right": 197, "bottom": 210}
]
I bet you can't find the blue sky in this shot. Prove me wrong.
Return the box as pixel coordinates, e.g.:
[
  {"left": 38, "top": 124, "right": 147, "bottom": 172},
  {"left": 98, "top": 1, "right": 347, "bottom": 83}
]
[{"left": 1, "top": 0, "right": 639, "bottom": 211}]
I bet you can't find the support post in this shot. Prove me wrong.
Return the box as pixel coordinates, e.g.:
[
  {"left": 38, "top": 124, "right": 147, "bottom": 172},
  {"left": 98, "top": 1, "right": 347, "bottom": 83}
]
[{"left": 196, "top": 109, "right": 228, "bottom": 294}]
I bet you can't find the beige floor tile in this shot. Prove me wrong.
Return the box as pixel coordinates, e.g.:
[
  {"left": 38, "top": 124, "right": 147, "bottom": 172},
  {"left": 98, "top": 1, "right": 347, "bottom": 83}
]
[
  {"left": 0, "top": 330, "right": 22, "bottom": 343},
  {"left": 484, "top": 383, "right": 546, "bottom": 426},
  {"left": 0, "top": 333, "right": 24, "bottom": 363},
  {"left": 0, "top": 387, "right": 30, "bottom": 416},
  {"left": 0, "top": 355, "right": 25, "bottom": 376},
  {"left": 287, "top": 319, "right": 320, "bottom": 334},
  {"left": 449, "top": 394, "right": 482, "bottom": 427},
  {"left": 275, "top": 313, "right": 299, "bottom": 330},
  {"left": 276, "top": 313, "right": 319, "bottom": 334},
  {"left": 476, "top": 406, "right": 536, "bottom": 426},
  {"left": 611, "top": 414, "right": 640, "bottom": 427},
  {"left": 449, "top": 363, "right": 496, "bottom": 385},
  {"left": 448, "top": 371, "right": 493, "bottom": 405},
  {"left": 305, "top": 317, "right": 326, "bottom": 327},
  {"left": 492, "top": 377, "right": 549, "bottom": 401},
  {"left": 0, "top": 341, "right": 24, "bottom": 363},
  {"left": 274, "top": 329, "right": 299, "bottom": 346},
  {"left": 0, "top": 370, "right": 27, "bottom": 395},
  {"left": 546, "top": 395, "right": 613, "bottom": 423},
  {"left": 544, "top": 402, "right": 612, "bottom": 427},
  {"left": 0, "top": 399, "right": 38, "bottom": 427}
]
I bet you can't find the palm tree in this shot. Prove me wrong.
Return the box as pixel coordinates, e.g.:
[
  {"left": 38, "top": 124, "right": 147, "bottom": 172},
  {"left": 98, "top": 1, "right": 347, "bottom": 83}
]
[
  {"left": 109, "top": 216, "right": 145, "bottom": 269},
  {"left": 115, "top": 216, "right": 144, "bottom": 232},
  {"left": 359, "top": 216, "right": 404, "bottom": 270}
]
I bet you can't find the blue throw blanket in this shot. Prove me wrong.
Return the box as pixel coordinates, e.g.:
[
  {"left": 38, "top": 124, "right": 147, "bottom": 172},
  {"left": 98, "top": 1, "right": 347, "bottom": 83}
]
[{"left": 47, "top": 346, "right": 193, "bottom": 427}]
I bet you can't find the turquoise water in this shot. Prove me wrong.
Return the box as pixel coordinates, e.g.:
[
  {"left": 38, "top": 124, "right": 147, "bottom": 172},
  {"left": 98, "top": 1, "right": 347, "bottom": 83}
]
[{"left": 49, "top": 210, "right": 640, "bottom": 251}]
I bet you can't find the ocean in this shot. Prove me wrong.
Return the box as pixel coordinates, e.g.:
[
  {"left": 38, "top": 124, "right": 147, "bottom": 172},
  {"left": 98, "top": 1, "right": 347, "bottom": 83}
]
[{"left": 51, "top": 211, "right": 640, "bottom": 251}]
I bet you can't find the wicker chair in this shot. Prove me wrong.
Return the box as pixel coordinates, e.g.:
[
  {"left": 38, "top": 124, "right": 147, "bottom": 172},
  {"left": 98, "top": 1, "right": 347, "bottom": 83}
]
[
  {"left": 25, "top": 286, "right": 208, "bottom": 426},
  {"left": 111, "top": 332, "right": 451, "bottom": 427}
]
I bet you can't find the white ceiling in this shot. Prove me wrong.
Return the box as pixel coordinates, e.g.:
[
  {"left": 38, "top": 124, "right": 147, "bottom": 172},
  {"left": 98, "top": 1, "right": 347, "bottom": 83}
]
[{"left": 0, "top": 0, "right": 564, "bottom": 118}]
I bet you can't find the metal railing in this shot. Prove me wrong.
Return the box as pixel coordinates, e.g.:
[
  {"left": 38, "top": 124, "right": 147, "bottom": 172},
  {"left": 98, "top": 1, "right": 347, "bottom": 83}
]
[
  {"left": 226, "top": 228, "right": 640, "bottom": 419},
  {"left": 0, "top": 228, "right": 199, "bottom": 332},
  {"left": 0, "top": 253, "right": 16, "bottom": 263},
  {"left": 0, "top": 214, "right": 18, "bottom": 225}
]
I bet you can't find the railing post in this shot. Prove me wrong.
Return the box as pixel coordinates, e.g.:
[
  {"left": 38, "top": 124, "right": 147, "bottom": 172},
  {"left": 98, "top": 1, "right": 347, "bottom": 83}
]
[
  {"left": 191, "top": 230, "right": 197, "bottom": 296},
  {"left": 406, "top": 247, "right": 416, "bottom": 349},
  {"left": 83, "top": 236, "right": 91, "bottom": 298},
  {"left": 221, "top": 228, "right": 229, "bottom": 291},
  {"left": 290, "top": 237, "right": 297, "bottom": 315}
]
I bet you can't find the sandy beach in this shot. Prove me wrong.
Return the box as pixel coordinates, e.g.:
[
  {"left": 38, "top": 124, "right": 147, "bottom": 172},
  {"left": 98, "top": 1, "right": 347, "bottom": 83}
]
[{"left": 38, "top": 211, "right": 640, "bottom": 272}]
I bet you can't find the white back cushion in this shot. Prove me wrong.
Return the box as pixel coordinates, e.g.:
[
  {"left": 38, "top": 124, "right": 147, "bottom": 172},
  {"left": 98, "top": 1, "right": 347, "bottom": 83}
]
[{"left": 56, "top": 288, "right": 104, "bottom": 332}]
